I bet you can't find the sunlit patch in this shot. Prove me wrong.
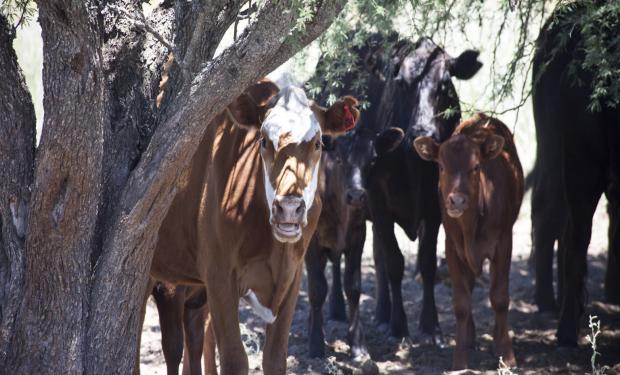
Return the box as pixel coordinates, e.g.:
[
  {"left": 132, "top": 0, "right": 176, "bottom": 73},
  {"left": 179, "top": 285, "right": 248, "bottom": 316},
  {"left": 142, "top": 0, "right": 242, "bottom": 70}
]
[{"left": 262, "top": 87, "right": 322, "bottom": 151}]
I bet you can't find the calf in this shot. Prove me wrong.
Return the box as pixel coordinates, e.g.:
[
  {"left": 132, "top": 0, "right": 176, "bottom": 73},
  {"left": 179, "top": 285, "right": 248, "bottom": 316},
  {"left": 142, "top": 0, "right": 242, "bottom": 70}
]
[
  {"left": 150, "top": 80, "right": 358, "bottom": 375},
  {"left": 414, "top": 113, "right": 523, "bottom": 369},
  {"left": 305, "top": 133, "right": 369, "bottom": 360}
]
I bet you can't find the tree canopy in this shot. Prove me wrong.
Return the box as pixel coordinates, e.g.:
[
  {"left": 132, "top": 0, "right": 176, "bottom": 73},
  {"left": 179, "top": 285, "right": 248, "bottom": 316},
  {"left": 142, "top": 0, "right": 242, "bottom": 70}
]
[{"left": 305, "top": 0, "right": 620, "bottom": 114}]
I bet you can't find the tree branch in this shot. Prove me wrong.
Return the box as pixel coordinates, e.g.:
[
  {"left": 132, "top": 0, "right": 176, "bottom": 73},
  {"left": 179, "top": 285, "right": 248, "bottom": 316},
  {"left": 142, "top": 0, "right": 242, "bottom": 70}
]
[
  {"left": 85, "top": 0, "right": 346, "bottom": 372},
  {"left": 0, "top": 14, "right": 35, "bottom": 369}
]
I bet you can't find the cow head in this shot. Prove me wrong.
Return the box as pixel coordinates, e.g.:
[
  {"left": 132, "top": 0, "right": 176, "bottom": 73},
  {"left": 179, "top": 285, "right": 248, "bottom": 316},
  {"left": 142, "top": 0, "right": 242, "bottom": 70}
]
[
  {"left": 377, "top": 38, "right": 482, "bottom": 153},
  {"left": 413, "top": 126, "right": 504, "bottom": 218},
  {"left": 228, "top": 82, "right": 359, "bottom": 243},
  {"left": 322, "top": 134, "right": 368, "bottom": 209}
]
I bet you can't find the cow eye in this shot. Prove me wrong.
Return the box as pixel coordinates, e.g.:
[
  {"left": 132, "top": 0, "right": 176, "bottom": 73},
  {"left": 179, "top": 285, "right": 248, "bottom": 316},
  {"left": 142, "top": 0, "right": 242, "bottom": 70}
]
[
  {"left": 473, "top": 164, "right": 480, "bottom": 173},
  {"left": 315, "top": 139, "right": 322, "bottom": 151},
  {"left": 259, "top": 137, "right": 267, "bottom": 148}
]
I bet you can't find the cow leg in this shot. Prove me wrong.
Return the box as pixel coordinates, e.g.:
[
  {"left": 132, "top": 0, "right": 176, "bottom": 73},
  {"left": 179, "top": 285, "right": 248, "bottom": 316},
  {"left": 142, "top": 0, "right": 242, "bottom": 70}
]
[
  {"left": 557, "top": 163, "right": 604, "bottom": 346},
  {"left": 490, "top": 232, "right": 516, "bottom": 367},
  {"left": 205, "top": 277, "right": 247, "bottom": 375},
  {"left": 263, "top": 268, "right": 303, "bottom": 375},
  {"left": 305, "top": 238, "right": 329, "bottom": 358},
  {"left": 446, "top": 238, "right": 475, "bottom": 370},
  {"left": 202, "top": 307, "right": 218, "bottom": 375},
  {"left": 328, "top": 250, "right": 347, "bottom": 321},
  {"left": 531, "top": 171, "right": 564, "bottom": 312},
  {"left": 374, "top": 221, "right": 409, "bottom": 337},
  {"left": 153, "top": 284, "right": 186, "bottom": 375},
  {"left": 344, "top": 226, "right": 367, "bottom": 360},
  {"left": 181, "top": 289, "right": 207, "bottom": 375},
  {"left": 372, "top": 225, "right": 391, "bottom": 326},
  {"left": 417, "top": 217, "right": 441, "bottom": 342},
  {"left": 605, "top": 189, "right": 620, "bottom": 304}
]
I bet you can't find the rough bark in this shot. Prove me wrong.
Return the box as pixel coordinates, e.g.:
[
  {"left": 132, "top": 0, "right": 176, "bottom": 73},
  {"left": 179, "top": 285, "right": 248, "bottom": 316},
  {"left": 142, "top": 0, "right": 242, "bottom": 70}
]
[
  {"left": 1, "top": 0, "right": 346, "bottom": 373},
  {"left": 5, "top": 1, "right": 107, "bottom": 373},
  {"left": 0, "top": 15, "right": 36, "bottom": 368},
  {"left": 87, "top": 2, "right": 346, "bottom": 372}
]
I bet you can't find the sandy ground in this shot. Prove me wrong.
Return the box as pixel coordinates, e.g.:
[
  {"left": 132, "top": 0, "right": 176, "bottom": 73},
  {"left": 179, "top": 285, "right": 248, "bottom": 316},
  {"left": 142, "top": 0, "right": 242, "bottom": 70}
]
[{"left": 140, "top": 192, "right": 620, "bottom": 374}]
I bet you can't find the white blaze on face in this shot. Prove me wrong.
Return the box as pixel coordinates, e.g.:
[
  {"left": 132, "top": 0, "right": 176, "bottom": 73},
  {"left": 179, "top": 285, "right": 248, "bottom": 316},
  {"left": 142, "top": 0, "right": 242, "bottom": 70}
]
[{"left": 260, "top": 86, "right": 322, "bottom": 223}]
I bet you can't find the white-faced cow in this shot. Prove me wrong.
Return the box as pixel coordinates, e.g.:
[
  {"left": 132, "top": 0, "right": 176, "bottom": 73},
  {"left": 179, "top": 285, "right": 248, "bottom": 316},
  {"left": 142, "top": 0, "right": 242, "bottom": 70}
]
[{"left": 149, "top": 80, "right": 358, "bottom": 375}]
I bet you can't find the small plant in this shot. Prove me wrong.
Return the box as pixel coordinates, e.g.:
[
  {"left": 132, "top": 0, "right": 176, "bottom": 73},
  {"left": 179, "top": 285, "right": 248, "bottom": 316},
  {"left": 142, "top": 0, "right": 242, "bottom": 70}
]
[
  {"left": 497, "top": 356, "right": 517, "bottom": 375},
  {"left": 586, "top": 315, "right": 610, "bottom": 375}
]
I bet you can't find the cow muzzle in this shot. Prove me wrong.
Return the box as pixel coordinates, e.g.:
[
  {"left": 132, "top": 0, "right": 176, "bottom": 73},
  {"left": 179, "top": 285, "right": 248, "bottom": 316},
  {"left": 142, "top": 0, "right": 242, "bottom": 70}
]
[
  {"left": 271, "top": 196, "right": 306, "bottom": 243},
  {"left": 346, "top": 188, "right": 367, "bottom": 207},
  {"left": 446, "top": 192, "right": 468, "bottom": 218}
]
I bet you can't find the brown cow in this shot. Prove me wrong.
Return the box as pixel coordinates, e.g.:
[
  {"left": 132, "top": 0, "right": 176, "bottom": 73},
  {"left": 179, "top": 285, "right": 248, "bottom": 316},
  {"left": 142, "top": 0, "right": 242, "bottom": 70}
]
[
  {"left": 149, "top": 80, "right": 359, "bottom": 375},
  {"left": 413, "top": 113, "right": 523, "bottom": 370}
]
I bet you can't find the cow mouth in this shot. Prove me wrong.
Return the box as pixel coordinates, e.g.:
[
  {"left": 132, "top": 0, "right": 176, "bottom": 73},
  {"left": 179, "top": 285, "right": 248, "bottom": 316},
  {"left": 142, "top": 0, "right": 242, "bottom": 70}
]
[
  {"left": 446, "top": 208, "right": 464, "bottom": 218},
  {"left": 272, "top": 223, "right": 302, "bottom": 243}
]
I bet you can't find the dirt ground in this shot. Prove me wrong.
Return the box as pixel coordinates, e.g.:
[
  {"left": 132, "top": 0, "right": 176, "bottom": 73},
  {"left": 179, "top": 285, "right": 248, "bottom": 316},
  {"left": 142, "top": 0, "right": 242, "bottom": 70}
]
[{"left": 140, "top": 193, "right": 620, "bottom": 374}]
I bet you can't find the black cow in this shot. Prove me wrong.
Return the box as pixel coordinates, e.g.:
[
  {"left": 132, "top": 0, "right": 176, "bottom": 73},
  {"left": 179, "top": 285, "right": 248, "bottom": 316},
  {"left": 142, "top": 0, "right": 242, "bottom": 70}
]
[
  {"left": 366, "top": 38, "right": 482, "bottom": 341},
  {"left": 530, "top": 3, "right": 620, "bottom": 346},
  {"left": 305, "top": 134, "right": 370, "bottom": 360},
  {"left": 308, "top": 34, "right": 482, "bottom": 343},
  {"left": 305, "top": 38, "right": 386, "bottom": 360}
]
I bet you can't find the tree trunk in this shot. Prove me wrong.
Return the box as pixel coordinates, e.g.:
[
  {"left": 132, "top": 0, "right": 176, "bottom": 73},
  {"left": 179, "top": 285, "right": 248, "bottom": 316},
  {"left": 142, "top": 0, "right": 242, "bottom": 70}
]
[
  {"left": 0, "top": 14, "right": 36, "bottom": 368},
  {"left": 0, "top": 0, "right": 346, "bottom": 373}
]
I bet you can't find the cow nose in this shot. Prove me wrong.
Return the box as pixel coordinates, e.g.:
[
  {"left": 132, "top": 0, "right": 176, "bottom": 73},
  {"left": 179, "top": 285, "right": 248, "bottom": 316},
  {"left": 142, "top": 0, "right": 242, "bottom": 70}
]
[
  {"left": 346, "top": 188, "right": 367, "bottom": 206},
  {"left": 272, "top": 196, "right": 305, "bottom": 223},
  {"left": 448, "top": 193, "right": 468, "bottom": 210}
]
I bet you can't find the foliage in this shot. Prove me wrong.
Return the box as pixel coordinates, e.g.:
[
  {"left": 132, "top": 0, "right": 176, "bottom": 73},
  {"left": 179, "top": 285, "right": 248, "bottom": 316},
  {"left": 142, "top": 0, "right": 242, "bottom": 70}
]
[
  {"left": 304, "top": 0, "right": 620, "bottom": 114},
  {"left": 550, "top": 0, "right": 620, "bottom": 112},
  {"left": 0, "top": 0, "right": 35, "bottom": 34}
]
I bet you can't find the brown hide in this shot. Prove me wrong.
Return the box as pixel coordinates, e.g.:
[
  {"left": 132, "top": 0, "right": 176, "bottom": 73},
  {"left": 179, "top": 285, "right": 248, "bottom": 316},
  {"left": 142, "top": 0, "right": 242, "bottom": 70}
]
[
  {"left": 150, "top": 80, "right": 358, "bottom": 375},
  {"left": 414, "top": 113, "right": 523, "bottom": 370}
]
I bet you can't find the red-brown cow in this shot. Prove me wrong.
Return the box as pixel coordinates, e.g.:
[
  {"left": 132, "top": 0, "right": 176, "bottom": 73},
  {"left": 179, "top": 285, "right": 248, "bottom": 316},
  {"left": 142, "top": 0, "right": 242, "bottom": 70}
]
[
  {"left": 149, "top": 80, "right": 359, "bottom": 375},
  {"left": 414, "top": 113, "right": 523, "bottom": 370}
]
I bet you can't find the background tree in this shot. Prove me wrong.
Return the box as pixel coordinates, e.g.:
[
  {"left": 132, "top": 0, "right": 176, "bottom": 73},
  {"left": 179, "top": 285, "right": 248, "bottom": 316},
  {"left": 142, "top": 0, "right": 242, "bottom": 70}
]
[{"left": 0, "top": 0, "right": 346, "bottom": 373}]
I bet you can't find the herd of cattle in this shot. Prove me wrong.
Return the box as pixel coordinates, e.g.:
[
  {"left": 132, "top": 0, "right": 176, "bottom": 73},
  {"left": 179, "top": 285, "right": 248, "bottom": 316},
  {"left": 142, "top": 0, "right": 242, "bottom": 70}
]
[{"left": 141, "top": 5, "right": 620, "bottom": 375}]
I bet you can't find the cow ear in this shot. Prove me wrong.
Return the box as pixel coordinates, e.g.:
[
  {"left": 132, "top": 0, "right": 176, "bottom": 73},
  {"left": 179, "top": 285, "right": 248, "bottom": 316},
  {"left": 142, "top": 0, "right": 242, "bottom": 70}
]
[
  {"left": 481, "top": 134, "right": 504, "bottom": 160},
  {"left": 413, "top": 136, "right": 439, "bottom": 161},
  {"left": 375, "top": 127, "right": 404, "bottom": 155},
  {"left": 312, "top": 96, "right": 360, "bottom": 136},
  {"left": 448, "top": 50, "right": 482, "bottom": 80},
  {"left": 227, "top": 79, "right": 279, "bottom": 128}
]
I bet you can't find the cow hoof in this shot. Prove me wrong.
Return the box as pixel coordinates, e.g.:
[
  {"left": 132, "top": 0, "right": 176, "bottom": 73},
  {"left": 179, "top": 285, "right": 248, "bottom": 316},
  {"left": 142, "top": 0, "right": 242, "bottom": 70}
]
[
  {"left": 395, "top": 337, "right": 413, "bottom": 362},
  {"left": 359, "top": 358, "right": 379, "bottom": 375},
  {"left": 351, "top": 346, "right": 370, "bottom": 363},
  {"left": 418, "top": 330, "right": 447, "bottom": 348}
]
